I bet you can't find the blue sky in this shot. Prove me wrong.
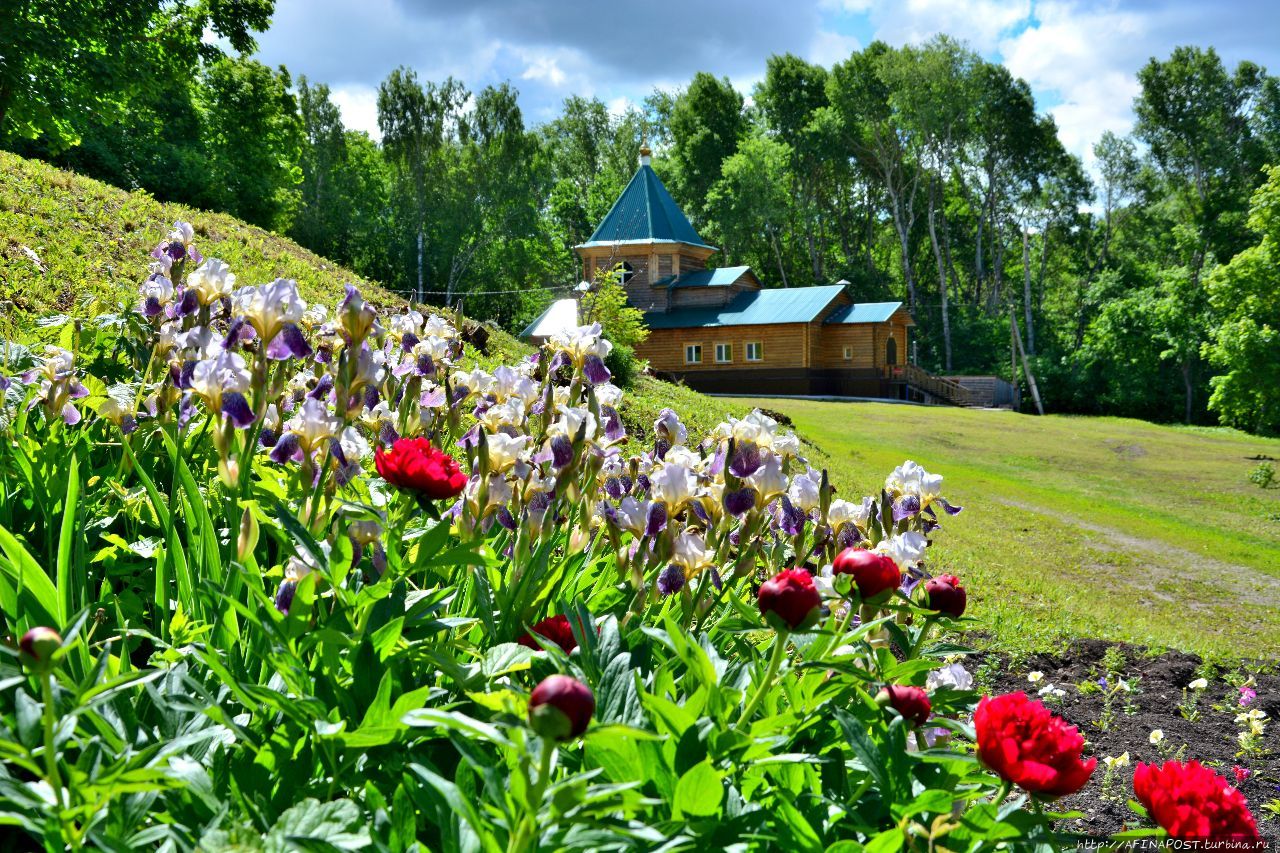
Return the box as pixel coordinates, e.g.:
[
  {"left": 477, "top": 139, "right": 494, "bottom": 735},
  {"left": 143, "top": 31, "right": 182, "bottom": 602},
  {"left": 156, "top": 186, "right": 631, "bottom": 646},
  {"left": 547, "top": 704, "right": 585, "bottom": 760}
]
[{"left": 252, "top": 0, "right": 1280, "bottom": 171}]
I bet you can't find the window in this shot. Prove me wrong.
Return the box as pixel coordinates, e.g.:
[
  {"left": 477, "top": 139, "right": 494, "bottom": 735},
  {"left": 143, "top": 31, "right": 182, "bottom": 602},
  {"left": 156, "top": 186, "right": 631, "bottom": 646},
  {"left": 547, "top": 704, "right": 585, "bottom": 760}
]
[
  {"left": 616, "top": 260, "right": 635, "bottom": 284},
  {"left": 886, "top": 337, "right": 898, "bottom": 365},
  {"left": 714, "top": 343, "right": 732, "bottom": 363},
  {"left": 746, "top": 342, "right": 763, "bottom": 362},
  {"left": 684, "top": 344, "right": 702, "bottom": 364},
  {"left": 843, "top": 345, "right": 853, "bottom": 361}
]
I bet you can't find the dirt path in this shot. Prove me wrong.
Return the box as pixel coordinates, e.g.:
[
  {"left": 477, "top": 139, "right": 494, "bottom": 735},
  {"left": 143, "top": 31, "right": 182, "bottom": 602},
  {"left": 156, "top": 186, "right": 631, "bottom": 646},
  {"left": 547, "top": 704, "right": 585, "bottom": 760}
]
[{"left": 996, "top": 497, "right": 1280, "bottom": 608}]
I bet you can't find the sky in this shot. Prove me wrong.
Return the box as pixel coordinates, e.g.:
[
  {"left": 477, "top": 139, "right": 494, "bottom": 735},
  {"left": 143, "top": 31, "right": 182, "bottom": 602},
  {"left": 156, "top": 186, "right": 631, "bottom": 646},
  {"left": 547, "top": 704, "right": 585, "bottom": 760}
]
[{"left": 252, "top": 0, "right": 1280, "bottom": 172}]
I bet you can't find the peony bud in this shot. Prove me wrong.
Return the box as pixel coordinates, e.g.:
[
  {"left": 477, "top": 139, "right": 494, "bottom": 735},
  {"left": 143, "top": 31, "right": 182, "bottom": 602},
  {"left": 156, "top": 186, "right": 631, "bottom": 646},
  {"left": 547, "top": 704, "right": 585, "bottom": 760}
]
[
  {"left": 528, "top": 675, "right": 594, "bottom": 741},
  {"left": 923, "top": 574, "right": 966, "bottom": 618},
  {"left": 832, "top": 548, "right": 901, "bottom": 602},
  {"left": 757, "top": 569, "right": 822, "bottom": 632},
  {"left": 19, "top": 627, "right": 63, "bottom": 673},
  {"left": 876, "top": 684, "right": 932, "bottom": 727}
]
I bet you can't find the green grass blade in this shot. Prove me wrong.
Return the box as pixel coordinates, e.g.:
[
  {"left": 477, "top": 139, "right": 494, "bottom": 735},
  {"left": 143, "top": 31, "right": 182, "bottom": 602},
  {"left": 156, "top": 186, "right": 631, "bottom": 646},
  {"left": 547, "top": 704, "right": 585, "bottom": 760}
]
[
  {"left": 121, "top": 436, "right": 193, "bottom": 626},
  {"left": 0, "top": 522, "right": 62, "bottom": 628},
  {"left": 56, "top": 453, "right": 80, "bottom": 623}
]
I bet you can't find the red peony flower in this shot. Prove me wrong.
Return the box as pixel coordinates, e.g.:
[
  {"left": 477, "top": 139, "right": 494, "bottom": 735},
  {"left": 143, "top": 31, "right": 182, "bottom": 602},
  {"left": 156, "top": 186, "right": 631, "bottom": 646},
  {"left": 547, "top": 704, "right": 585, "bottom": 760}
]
[
  {"left": 975, "top": 692, "right": 1096, "bottom": 798},
  {"left": 18, "top": 626, "right": 63, "bottom": 673},
  {"left": 1134, "top": 760, "right": 1261, "bottom": 842},
  {"left": 375, "top": 437, "right": 468, "bottom": 499},
  {"left": 758, "top": 568, "right": 822, "bottom": 631},
  {"left": 517, "top": 615, "right": 578, "bottom": 653},
  {"left": 832, "top": 548, "right": 901, "bottom": 602},
  {"left": 876, "top": 684, "right": 932, "bottom": 727},
  {"left": 528, "top": 674, "right": 595, "bottom": 741},
  {"left": 924, "top": 573, "right": 967, "bottom": 618}
]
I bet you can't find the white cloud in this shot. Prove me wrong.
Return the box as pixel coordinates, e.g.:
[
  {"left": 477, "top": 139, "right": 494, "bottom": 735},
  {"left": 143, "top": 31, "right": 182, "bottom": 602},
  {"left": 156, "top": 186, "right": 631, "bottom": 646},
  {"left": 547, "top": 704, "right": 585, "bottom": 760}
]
[
  {"left": 866, "top": 0, "right": 1032, "bottom": 53},
  {"left": 330, "top": 85, "right": 382, "bottom": 141},
  {"left": 520, "top": 53, "right": 568, "bottom": 88},
  {"left": 809, "top": 29, "right": 861, "bottom": 66},
  {"left": 999, "top": 1, "right": 1148, "bottom": 171}
]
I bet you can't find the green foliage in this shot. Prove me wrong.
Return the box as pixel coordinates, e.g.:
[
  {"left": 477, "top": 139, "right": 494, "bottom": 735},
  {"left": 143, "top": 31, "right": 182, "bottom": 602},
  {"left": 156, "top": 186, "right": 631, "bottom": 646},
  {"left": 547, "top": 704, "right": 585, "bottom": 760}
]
[
  {"left": 1249, "top": 462, "right": 1276, "bottom": 489},
  {"left": 1204, "top": 165, "right": 1280, "bottom": 435},
  {"left": 200, "top": 57, "right": 305, "bottom": 232},
  {"left": 667, "top": 72, "right": 745, "bottom": 227},
  {"left": 0, "top": 0, "right": 272, "bottom": 152}
]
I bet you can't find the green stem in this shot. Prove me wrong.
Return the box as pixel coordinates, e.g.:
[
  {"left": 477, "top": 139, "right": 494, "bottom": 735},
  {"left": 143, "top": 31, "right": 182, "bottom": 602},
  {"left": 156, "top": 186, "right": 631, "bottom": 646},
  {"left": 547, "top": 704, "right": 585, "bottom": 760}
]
[
  {"left": 908, "top": 617, "right": 937, "bottom": 659},
  {"left": 738, "top": 630, "right": 789, "bottom": 727},
  {"left": 509, "top": 736, "right": 555, "bottom": 853},
  {"left": 40, "top": 673, "right": 70, "bottom": 837},
  {"left": 992, "top": 778, "right": 1013, "bottom": 806}
]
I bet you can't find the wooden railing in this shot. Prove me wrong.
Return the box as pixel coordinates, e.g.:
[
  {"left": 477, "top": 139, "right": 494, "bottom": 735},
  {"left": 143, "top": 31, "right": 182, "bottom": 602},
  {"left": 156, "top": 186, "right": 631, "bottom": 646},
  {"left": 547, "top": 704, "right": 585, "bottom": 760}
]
[{"left": 889, "top": 364, "right": 977, "bottom": 407}]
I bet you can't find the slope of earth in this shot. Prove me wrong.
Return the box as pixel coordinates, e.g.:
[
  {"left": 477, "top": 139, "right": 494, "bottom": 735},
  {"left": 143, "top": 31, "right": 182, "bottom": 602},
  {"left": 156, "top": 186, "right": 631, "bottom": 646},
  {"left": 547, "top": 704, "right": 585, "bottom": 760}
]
[
  {"left": 0, "top": 151, "right": 753, "bottom": 438},
  {"left": 737, "top": 398, "right": 1280, "bottom": 659}
]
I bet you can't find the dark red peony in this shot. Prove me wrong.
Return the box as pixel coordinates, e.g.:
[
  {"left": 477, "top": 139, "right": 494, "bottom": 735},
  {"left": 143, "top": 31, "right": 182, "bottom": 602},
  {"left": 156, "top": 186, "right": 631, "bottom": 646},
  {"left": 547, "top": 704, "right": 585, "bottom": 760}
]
[
  {"left": 758, "top": 568, "right": 822, "bottom": 631},
  {"left": 1134, "top": 760, "right": 1261, "bottom": 842},
  {"left": 975, "top": 692, "right": 1096, "bottom": 798},
  {"left": 18, "top": 626, "right": 62, "bottom": 673},
  {"left": 517, "top": 615, "right": 578, "bottom": 653},
  {"left": 375, "top": 437, "right": 468, "bottom": 499},
  {"left": 528, "top": 674, "right": 595, "bottom": 741},
  {"left": 876, "top": 684, "right": 932, "bottom": 727},
  {"left": 832, "top": 548, "right": 901, "bottom": 602},
  {"left": 924, "top": 573, "right": 967, "bottom": 618}
]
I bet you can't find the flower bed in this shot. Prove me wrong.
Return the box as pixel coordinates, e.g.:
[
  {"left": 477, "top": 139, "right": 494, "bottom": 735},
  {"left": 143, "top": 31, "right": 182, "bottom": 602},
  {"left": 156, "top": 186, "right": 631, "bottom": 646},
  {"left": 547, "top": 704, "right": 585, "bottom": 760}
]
[{"left": 0, "top": 223, "right": 1264, "bottom": 849}]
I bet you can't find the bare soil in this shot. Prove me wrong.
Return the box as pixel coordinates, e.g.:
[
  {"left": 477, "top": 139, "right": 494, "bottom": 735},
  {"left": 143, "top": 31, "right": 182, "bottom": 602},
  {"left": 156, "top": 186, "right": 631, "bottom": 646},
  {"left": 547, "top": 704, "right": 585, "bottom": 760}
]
[{"left": 979, "top": 638, "right": 1280, "bottom": 841}]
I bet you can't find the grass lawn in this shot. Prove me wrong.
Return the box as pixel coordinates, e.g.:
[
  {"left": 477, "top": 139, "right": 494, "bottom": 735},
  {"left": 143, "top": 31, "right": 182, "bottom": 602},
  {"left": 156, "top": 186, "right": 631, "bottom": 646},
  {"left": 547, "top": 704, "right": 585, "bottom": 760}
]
[{"left": 738, "top": 398, "right": 1280, "bottom": 660}]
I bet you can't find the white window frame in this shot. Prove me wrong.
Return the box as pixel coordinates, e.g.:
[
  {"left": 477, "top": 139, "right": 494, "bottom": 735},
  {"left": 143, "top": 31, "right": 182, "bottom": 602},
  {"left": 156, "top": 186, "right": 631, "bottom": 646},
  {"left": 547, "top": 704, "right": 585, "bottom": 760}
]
[
  {"left": 684, "top": 344, "right": 703, "bottom": 365},
  {"left": 745, "top": 342, "right": 763, "bottom": 362},
  {"left": 714, "top": 342, "right": 732, "bottom": 363},
  {"left": 843, "top": 345, "right": 853, "bottom": 361}
]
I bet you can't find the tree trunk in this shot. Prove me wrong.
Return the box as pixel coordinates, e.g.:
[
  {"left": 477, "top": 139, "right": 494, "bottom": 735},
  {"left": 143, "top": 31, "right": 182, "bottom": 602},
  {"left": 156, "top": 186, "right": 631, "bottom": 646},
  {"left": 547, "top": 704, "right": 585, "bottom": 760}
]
[
  {"left": 1037, "top": 227, "right": 1050, "bottom": 310},
  {"left": 991, "top": 219, "right": 1004, "bottom": 313},
  {"left": 770, "top": 229, "right": 790, "bottom": 289},
  {"left": 1182, "top": 359, "right": 1194, "bottom": 424},
  {"left": 927, "top": 180, "right": 952, "bottom": 370},
  {"left": 886, "top": 186, "right": 917, "bottom": 310},
  {"left": 1022, "top": 227, "right": 1035, "bottom": 356},
  {"left": 416, "top": 228, "right": 424, "bottom": 305}
]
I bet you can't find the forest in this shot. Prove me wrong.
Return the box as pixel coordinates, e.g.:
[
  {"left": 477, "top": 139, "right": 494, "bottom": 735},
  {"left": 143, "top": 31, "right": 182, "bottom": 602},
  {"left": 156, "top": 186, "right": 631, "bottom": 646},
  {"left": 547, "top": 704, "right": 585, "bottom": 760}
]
[{"left": 4, "top": 1, "right": 1280, "bottom": 432}]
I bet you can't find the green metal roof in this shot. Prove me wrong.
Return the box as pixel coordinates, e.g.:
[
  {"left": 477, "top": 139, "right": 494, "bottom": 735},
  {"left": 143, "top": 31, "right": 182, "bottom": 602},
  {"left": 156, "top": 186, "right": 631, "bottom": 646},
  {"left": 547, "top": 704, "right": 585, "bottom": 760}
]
[
  {"left": 659, "top": 265, "right": 752, "bottom": 289},
  {"left": 578, "top": 164, "right": 713, "bottom": 249},
  {"left": 823, "top": 301, "right": 905, "bottom": 324},
  {"left": 643, "top": 285, "right": 846, "bottom": 329}
]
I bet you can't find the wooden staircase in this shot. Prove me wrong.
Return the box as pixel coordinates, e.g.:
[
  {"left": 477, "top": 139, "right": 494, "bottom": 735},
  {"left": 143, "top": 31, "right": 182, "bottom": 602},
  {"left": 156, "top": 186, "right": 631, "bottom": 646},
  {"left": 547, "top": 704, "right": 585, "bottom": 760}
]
[{"left": 892, "top": 364, "right": 978, "bottom": 407}]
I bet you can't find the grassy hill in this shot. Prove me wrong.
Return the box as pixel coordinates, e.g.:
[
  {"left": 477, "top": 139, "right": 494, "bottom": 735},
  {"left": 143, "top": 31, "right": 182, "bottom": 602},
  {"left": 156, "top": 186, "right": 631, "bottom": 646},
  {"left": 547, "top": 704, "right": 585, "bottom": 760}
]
[
  {"left": 743, "top": 398, "right": 1280, "bottom": 659},
  {"left": 5, "top": 152, "right": 1276, "bottom": 660},
  {"left": 0, "top": 152, "right": 751, "bottom": 439}
]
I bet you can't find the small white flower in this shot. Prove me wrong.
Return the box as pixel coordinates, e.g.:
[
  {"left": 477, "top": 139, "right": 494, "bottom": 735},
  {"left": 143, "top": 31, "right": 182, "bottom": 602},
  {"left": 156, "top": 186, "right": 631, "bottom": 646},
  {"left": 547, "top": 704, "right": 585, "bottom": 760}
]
[
  {"left": 874, "top": 530, "right": 928, "bottom": 570},
  {"left": 650, "top": 463, "right": 699, "bottom": 510},
  {"left": 670, "top": 531, "right": 713, "bottom": 575},
  {"left": 885, "top": 460, "right": 944, "bottom": 504},
  {"left": 787, "top": 468, "right": 823, "bottom": 512},
  {"left": 1149, "top": 729, "right": 1165, "bottom": 745},
  {"left": 926, "top": 662, "right": 974, "bottom": 692},
  {"left": 187, "top": 258, "right": 236, "bottom": 305},
  {"left": 1188, "top": 678, "right": 1209, "bottom": 691},
  {"left": 1027, "top": 671, "right": 1044, "bottom": 684},
  {"left": 745, "top": 453, "right": 788, "bottom": 500},
  {"left": 1103, "top": 751, "right": 1130, "bottom": 769}
]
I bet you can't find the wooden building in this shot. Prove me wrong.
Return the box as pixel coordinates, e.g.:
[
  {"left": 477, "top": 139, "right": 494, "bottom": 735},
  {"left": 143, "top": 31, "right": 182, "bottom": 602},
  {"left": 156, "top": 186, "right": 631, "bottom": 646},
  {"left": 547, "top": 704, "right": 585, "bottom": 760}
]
[{"left": 525, "top": 148, "right": 973, "bottom": 404}]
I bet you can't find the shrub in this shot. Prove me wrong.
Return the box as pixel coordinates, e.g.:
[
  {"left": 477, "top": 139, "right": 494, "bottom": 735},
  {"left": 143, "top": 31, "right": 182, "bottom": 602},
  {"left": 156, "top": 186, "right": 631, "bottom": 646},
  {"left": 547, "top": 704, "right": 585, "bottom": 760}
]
[{"left": 1248, "top": 460, "right": 1275, "bottom": 489}]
